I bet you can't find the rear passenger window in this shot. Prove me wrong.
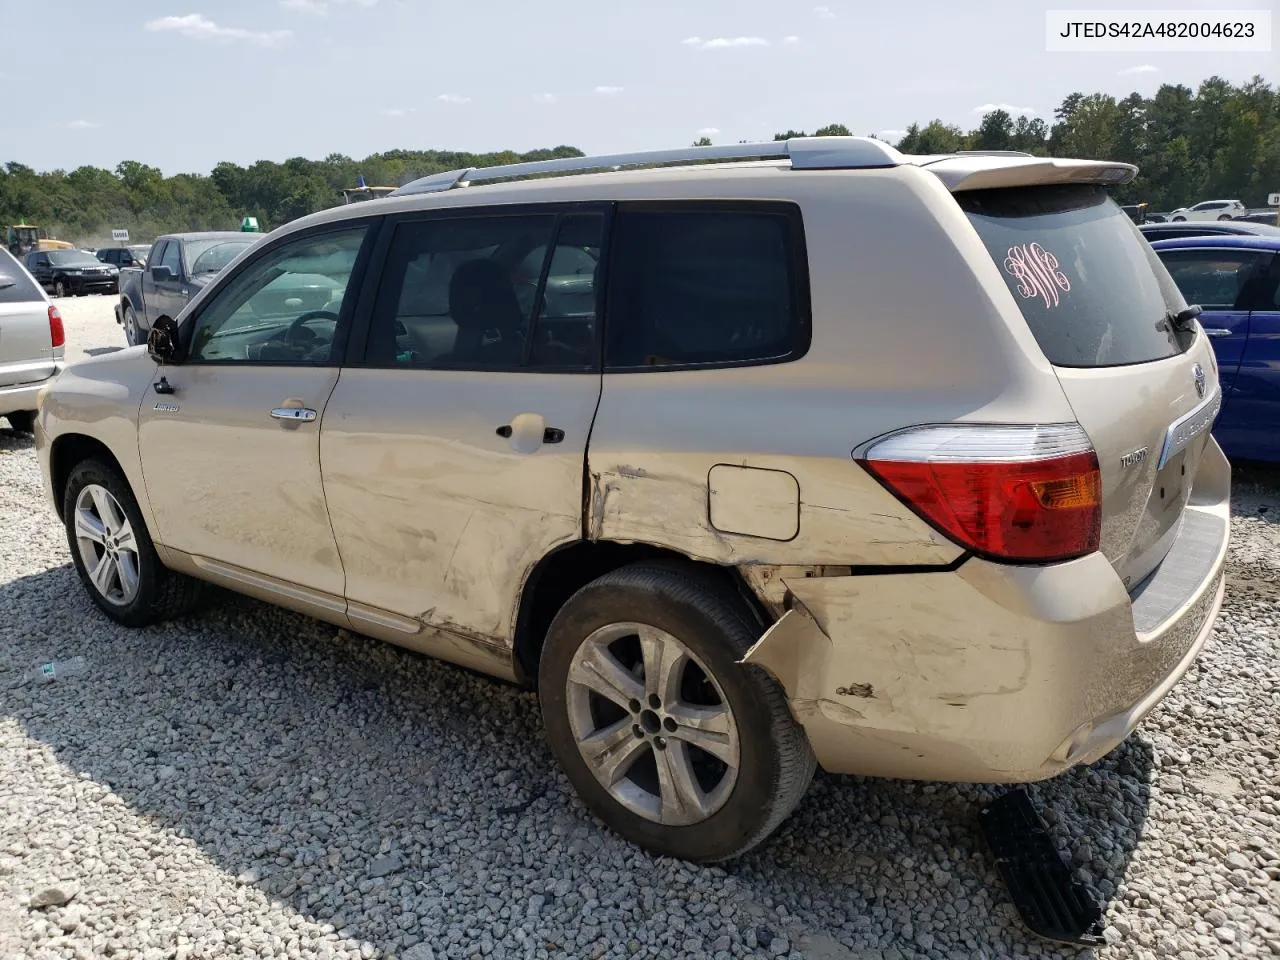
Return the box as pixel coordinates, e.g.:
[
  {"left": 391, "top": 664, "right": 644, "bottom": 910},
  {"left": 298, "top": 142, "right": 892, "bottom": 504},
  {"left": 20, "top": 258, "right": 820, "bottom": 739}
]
[
  {"left": 604, "top": 204, "right": 809, "bottom": 369},
  {"left": 0, "top": 249, "right": 44, "bottom": 304},
  {"left": 1155, "top": 250, "right": 1269, "bottom": 311},
  {"left": 367, "top": 211, "right": 604, "bottom": 370}
]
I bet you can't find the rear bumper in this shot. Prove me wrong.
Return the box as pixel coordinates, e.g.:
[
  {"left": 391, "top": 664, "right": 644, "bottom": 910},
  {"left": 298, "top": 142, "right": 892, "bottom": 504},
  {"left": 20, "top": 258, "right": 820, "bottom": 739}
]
[
  {"left": 742, "top": 438, "right": 1231, "bottom": 783},
  {"left": 0, "top": 364, "right": 64, "bottom": 417}
]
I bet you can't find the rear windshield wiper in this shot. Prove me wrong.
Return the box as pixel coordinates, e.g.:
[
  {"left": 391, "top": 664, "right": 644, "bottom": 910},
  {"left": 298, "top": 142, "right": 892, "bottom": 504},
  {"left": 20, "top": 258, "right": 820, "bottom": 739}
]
[{"left": 1167, "top": 305, "right": 1202, "bottom": 332}]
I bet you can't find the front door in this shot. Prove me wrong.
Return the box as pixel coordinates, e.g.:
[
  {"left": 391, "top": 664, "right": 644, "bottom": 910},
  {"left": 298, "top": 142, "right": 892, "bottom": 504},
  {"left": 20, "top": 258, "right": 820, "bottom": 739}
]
[
  {"left": 137, "top": 223, "right": 373, "bottom": 605},
  {"left": 150, "top": 240, "right": 186, "bottom": 320},
  {"left": 321, "top": 207, "right": 606, "bottom": 664}
]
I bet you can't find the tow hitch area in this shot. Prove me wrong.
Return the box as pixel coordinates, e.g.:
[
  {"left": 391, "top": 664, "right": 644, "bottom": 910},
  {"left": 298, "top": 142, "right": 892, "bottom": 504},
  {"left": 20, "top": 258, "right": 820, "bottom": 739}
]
[{"left": 978, "top": 788, "right": 1107, "bottom": 946}]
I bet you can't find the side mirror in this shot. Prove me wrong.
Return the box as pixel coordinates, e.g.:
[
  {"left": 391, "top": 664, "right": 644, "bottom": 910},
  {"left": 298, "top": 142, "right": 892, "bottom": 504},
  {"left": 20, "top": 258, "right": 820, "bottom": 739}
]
[
  {"left": 147, "top": 315, "right": 185, "bottom": 364},
  {"left": 152, "top": 265, "right": 174, "bottom": 282}
]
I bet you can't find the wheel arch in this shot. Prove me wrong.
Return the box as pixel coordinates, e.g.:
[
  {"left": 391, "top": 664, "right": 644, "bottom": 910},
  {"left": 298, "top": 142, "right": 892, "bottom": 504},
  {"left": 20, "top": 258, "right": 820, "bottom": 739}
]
[
  {"left": 49, "top": 434, "right": 129, "bottom": 522},
  {"left": 511, "top": 540, "right": 771, "bottom": 689}
]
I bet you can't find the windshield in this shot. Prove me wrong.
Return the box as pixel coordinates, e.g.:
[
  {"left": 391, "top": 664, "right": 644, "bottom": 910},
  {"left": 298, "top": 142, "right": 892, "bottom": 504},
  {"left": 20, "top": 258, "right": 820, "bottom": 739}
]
[
  {"left": 47, "top": 251, "right": 101, "bottom": 266},
  {"left": 187, "top": 239, "right": 258, "bottom": 275},
  {"left": 960, "top": 184, "right": 1190, "bottom": 368}
]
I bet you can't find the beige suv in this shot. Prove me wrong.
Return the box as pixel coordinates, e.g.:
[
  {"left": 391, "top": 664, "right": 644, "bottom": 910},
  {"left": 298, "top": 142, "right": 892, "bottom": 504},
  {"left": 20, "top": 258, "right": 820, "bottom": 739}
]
[{"left": 35, "top": 138, "right": 1229, "bottom": 862}]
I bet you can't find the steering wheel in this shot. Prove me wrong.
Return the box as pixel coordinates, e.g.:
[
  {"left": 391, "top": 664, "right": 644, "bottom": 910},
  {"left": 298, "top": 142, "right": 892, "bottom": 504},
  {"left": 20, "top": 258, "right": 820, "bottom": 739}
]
[{"left": 283, "top": 310, "right": 339, "bottom": 343}]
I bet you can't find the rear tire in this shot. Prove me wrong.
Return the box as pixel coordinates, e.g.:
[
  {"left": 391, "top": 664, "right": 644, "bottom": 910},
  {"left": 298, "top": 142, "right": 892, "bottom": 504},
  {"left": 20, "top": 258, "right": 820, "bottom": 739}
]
[
  {"left": 5, "top": 411, "right": 35, "bottom": 433},
  {"left": 1217, "top": 214, "right": 1232, "bottom": 221},
  {"left": 63, "top": 458, "right": 207, "bottom": 627},
  {"left": 539, "top": 560, "right": 816, "bottom": 862},
  {"left": 1172, "top": 216, "right": 1186, "bottom": 222}
]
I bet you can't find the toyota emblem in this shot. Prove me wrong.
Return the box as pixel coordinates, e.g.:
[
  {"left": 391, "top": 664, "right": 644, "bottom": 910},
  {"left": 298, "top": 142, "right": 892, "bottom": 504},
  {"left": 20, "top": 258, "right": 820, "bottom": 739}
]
[{"left": 1192, "top": 363, "right": 1206, "bottom": 399}]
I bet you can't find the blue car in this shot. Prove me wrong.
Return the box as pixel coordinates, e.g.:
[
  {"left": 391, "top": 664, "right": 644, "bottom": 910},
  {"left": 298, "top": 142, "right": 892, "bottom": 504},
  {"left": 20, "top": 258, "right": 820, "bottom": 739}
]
[{"left": 1151, "top": 235, "right": 1280, "bottom": 462}]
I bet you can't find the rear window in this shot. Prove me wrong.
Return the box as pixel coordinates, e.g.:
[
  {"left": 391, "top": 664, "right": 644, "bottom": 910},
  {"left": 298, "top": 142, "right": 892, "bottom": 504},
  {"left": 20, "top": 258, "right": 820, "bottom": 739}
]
[
  {"left": 960, "top": 184, "right": 1187, "bottom": 368},
  {"left": 0, "top": 249, "right": 44, "bottom": 304}
]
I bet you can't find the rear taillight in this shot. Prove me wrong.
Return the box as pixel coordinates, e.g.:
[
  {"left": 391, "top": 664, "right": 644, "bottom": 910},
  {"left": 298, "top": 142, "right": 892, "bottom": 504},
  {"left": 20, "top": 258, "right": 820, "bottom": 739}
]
[
  {"left": 48, "top": 305, "right": 65, "bottom": 348},
  {"left": 857, "top": 423, "right": 1102, "bottom": 563}
]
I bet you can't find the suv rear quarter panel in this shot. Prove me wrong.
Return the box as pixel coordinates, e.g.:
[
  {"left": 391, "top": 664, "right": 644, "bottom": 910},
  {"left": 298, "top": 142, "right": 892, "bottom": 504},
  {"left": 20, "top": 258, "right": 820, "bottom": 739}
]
[{"left": 587, "top": 166, "right": 1079, "bottom": 567}]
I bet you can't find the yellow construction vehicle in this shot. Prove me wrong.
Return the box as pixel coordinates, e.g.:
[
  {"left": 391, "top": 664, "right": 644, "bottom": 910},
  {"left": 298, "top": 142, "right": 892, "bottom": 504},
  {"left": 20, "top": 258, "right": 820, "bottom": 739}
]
[{"left": 5, "top": 222, "right": 74, "bottom": 258}]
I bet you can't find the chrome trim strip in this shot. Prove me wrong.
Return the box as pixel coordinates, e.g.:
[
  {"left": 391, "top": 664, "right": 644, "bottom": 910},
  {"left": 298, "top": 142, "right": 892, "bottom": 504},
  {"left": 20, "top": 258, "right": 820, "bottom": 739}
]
[{"left": 1157, "top": 389, "right": 1222, "bottom": 469}]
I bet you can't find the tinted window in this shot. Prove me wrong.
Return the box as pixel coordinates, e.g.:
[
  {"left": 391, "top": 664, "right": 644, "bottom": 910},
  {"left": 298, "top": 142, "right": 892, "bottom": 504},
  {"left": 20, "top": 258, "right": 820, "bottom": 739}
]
[
  {"left": 150, "top": 241, "right": 169, "bottom": 271},
  {"left": 1155, "top": 249, "right": 1269, "bottom": 311},
  {"left": 188, "top": 239, "right": 258, "bottom": 275},
  {"left": 0, "top": 249, "right": 44, "bottom": 304},
  {"left": 604, "top": 204, "right": 808, "bottom": 369},
  {"left": 187, "top": 226, "right": 368, "bottom": 364},
  {"left": 961, "top": 185, "right": 1187, "bottom": 368},
  {"left": 367, "top": 213, "right": 588, "bottom": 369}
]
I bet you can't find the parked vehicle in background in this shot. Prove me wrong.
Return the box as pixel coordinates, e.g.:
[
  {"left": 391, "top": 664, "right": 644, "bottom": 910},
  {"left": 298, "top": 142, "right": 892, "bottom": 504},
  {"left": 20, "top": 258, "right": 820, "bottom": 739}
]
[
  {"left": 0, "top": 247, "right": 64, "bottom": 434},
  {"left": 1145, "top": 211, "right": 1170, "bottom": 223},
  {"left": 1152, "top": 234, "right": 1280, "bottom": 463},
  {"left": 1168, "top": 200, "right": 1247, "bottom": 222},
  {"left": 36, "top": 139, "right": 1230, "bottom": 862},
  {"left": 24, "top": 249, "right": 119, "bottom": 297},
  {"left": 115, "top": 232, "right": 262, "bottom": 345},
  {"left": 1140, "top": 220, "right": 1280, "bottom": 242},
  {"left": 1232, "top": 211, "right": 1280, "bottom": 226},
  {"left": 96, "top": 246, "right": 147, "bottom": 270},
  {"left": 1121, "top": 203, "right": 1149, "bottom": 224}
]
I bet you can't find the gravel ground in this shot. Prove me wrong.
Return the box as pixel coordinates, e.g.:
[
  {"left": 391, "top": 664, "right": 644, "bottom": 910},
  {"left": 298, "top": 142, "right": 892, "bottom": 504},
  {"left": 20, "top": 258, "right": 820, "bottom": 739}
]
[{"left": 2, "top": 295, "right": 1278, "bottom": 960}]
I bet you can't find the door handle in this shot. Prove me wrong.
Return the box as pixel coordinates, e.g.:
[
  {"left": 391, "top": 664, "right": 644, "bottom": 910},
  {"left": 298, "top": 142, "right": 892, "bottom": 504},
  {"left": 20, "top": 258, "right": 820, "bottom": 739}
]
[
  {"left": 1202, "top": 328, "right": 1232, "bottom": 338},
  {"left": 270, "top": 407, "right": 317, "bottom": 422}
]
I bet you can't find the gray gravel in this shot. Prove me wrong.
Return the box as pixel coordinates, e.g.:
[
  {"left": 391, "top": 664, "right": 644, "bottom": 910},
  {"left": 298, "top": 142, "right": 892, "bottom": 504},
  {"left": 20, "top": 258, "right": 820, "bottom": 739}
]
[{"left": 2, "top": 296, "right": 1278, "bottom": 959}]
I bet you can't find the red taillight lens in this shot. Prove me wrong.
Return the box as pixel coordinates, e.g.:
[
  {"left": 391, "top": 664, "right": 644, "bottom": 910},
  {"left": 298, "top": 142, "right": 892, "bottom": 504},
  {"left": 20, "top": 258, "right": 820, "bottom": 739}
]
[
  {"left": 858, "top": 424, "right": 1102, "bottom": 563},
  {"left": 48, "top": 305, "right": 65, "bottom": 348}
]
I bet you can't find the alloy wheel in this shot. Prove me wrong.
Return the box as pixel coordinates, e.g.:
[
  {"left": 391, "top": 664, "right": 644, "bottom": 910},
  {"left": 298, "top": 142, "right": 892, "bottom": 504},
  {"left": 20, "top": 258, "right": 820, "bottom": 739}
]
[
  {"left": 73, "top": 484, "right": 141, "bottom": 606},
  {"left": 565, "top": 622, "right": 741, "bottom": 826}
]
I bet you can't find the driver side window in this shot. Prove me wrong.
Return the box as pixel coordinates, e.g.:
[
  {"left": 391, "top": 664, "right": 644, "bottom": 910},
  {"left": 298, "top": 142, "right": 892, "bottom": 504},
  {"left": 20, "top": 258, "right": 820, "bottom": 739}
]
[{"left": 187, "top": 226, "right": 368, "bottom": 365}]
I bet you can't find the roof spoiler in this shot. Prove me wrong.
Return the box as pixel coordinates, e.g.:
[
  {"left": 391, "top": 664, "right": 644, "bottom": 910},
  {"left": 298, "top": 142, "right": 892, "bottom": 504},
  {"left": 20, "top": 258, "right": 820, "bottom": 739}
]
[{"left": 916, "top": 155, "right": 1138, "bottom": 192}]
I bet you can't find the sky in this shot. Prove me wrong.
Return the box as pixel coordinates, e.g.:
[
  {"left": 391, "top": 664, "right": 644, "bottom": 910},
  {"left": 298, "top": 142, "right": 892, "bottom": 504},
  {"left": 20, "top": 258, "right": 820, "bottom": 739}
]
[{"left": 1, "top": 0, "right": 1275, "bottom": 176}]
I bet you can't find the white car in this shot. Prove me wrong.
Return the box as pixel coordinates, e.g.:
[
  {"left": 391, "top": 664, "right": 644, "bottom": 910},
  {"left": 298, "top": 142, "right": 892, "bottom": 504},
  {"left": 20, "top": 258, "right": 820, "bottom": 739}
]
[
  {"left": 0, "top": 247, "right": 64, "bottom": 433},
  {"left": 1168, "top": 200, "right": 1247, "bottom": 222}
]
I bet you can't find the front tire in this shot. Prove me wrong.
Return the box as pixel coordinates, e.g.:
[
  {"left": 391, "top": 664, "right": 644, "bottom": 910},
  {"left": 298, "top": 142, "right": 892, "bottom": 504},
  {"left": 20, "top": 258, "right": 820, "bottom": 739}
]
[
  {"left": 122, "top": 304, "right": 142, "bottom": 346},
  {"left": 539, "top": 561, "right": 816, "bottom": 862},
  {"left": 5, "top": 411, "right": 35, "bottom": 433},
  {"left": 63, "top": 459, "right": 206, "bottom": 627},
  {"left": 54, "top": 280, "right": 67, "bottom": 298}
]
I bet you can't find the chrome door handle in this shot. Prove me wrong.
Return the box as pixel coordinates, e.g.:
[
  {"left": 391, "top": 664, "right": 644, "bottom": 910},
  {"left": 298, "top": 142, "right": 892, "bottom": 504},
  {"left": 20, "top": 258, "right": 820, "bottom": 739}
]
[
  {"left": 1202, "top": 328, "right": 1232, "bottom": 338},
  {"left": 270, "top": 407, "right": 317, "bottom": 422}
]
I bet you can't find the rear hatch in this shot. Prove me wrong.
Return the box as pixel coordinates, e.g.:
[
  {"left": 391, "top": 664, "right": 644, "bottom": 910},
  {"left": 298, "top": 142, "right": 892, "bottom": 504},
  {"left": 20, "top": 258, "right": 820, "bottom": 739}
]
[
  {"left": 0, "top": 252, "right": 55, "bottom": 387},
  {"left": 956, "top": 181, "right": 1217, "bottom": 588}
]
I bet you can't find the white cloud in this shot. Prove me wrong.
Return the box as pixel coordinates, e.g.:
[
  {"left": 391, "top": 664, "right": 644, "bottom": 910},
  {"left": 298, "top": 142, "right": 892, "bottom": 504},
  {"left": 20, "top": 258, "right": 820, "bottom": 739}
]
[
  {"left": 64, "top": 119, "right": 100, "bottom": 130},
  {"left": 1119, "top": 64, "right": 1159, "bottom": 75},
  {"left": 533, "top": 93, "right": 557, "bottom": 104},
  {"left": 697, "top": 127, "right": 721, "bottom": 136},
  {"left": 682, "top": 36, "right": 770, "bottom": 50},
  {"left": 879, "top": 129, "right": 907, "bottom": 141},
  {"left": 814, "top": 5, "right": 837, "bottom": 18},
  {"left": 380, "top": 107, "right": 416, "bottom": 117},
  {"left": 144, "top": 14, "right": 291, "bottom": 47},
  {"left": 972, "top": 102, "right": 1038, "bottom": 116},
  {"left": 594, "top": 85, "right": 624, "bottom": 95},
  {"left": 436, "top": 93, "right": 471, "bottom": 104},
  {"left": 279, "top": 0, "right": 377, "bottom": 13},
  {"left": 782, "top": 35, "right": 801, "bottom": 43}
]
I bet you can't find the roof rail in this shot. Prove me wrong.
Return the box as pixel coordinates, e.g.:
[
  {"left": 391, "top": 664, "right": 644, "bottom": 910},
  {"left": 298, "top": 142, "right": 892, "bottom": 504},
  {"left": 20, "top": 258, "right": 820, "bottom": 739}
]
[
  {"left": 389, "top": 136, "right": 903, "bottom": 197},
  {"left": 953, "top": 150, "right": 1036, "bottom": 157}
]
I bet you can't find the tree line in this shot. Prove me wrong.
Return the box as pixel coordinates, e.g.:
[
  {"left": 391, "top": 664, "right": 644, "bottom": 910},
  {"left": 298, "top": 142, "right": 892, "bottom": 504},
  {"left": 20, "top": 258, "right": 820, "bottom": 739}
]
[{"left": 3, "top": 75, "right": 1275, "bottom": 246}]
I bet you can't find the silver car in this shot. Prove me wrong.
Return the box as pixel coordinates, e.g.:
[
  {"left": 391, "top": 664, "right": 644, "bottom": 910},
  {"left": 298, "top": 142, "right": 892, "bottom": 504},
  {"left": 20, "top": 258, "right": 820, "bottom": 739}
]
[
  {"left": 0, "top": 247, "right": 64, "bottom": 433},
  {"left": 34, "top": 139, "right": 1229, "bottom": 862}
]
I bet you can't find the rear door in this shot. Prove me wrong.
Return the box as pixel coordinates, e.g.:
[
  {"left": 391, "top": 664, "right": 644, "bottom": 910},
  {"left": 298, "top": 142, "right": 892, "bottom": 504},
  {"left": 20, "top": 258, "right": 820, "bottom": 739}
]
[
  {"left": 1154, "top": 246, "right": 1269, "bottom": 394},
  {"left": 321, "top": 205, "right": 606, "bottom": 655},
  {"left": 1224, "top": 252, "right": 1280, "bottom": 460},
  {"left": 961, "top": 185, "right": 1220, "bottom": 588},
  {"left": 0, "top": 250, "right": 54, "bottom": 387}
]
